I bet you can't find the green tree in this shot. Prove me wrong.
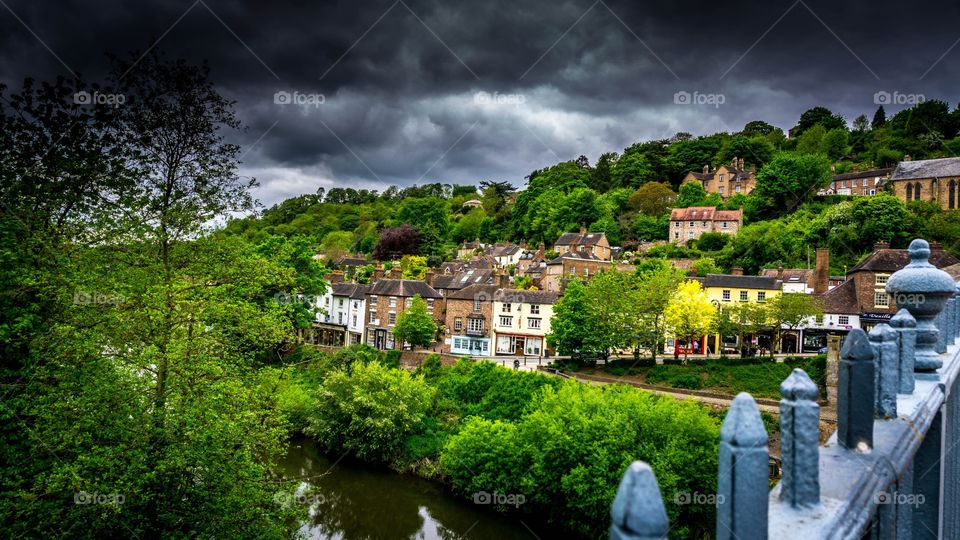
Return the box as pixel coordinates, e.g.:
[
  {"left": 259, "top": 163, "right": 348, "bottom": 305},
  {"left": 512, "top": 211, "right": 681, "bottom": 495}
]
[
  {"left": 546, "top": 280, "right": 597, "bottom": 361},
  {"left": 635, "top": 262, "right": 685, "bottom": 361},
  {"left": 307, "top": 361, "right": 434, "bottom": 462},
  {"left": 766, "top": 293, "right": 823, "bottom": 353},
  {"left": 629, "top": 182, "right": 676, "bottom": 216},
  {"left": 872, "top": 105, "right": 886, "bottom": 129},
  {"left": 822, "top": 128, "right": 850, "bottom": 160},
  {"left": 393, "top": 294, "right": 438, "bottom": 349},
  {"left": 792, "top": 106, "right": 846, "bottom": 137},
  {"left": 753, "top": 153, "right": 832, "bottom": 214}
]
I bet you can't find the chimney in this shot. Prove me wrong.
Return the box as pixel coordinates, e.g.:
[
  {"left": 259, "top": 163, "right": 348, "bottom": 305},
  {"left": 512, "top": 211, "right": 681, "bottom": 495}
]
[
  {"left": 731, "top": 266, "right": 744, "bottom": 276},
  {"left": 738, "top": 157, "right": 745, "bottom": 170},
  {"left": 579, "top": 225, "right": 587, "bottom": 235},
  {"left": 777, "top": 266, "right": 784, "bottom": 280},
  {"left": 731, "top": 156, "right": 738, "bottom": 167},
  {"left": 372, "top": 264, "right": 384, "bottom": 283},
  {"left": 519, "top": 239, "right": 527, "bottom": 249},
  {"left": 425, "top": 269, "right": 435, "bottom": 286},
  {"left": 329, "top": 270, "right": 345, "bottom": 284},
  {"left": 874, "top": 241, "right": 889, "bottom": 250},
  {"left": 931, "top": 241, "right": 943, "bottom": 252},
  {"left": 390, "top": 263, "right": 402, "bottom": 279},
  {"left": 499, "top": 271, "right": 510, "bottom": 289},
  {"left": 814, "top": 248, "right": 829, "bottom": 295},
  {"left": 703, "top": 164, "right": 710, "bottom": 174},
  {"left": 904, "top": 155, "right": 912, "bottom": 162}
]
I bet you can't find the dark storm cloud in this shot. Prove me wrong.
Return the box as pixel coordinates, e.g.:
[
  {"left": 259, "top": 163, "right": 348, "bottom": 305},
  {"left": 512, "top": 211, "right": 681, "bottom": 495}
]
[{"left": 2, "top": 0, "right": 959, "bottom": 206}]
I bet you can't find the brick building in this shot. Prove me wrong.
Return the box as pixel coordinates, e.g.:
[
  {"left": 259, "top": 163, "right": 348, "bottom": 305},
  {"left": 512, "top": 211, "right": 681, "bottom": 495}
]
[
  {"left": 669, "top": 207, "right": 743, "bottom": 244},
  {"left": 364, "top": 265, "right": 444, "bottom": 350},
  {"left": 682, "top": 157, "right": 756, "bottom": 199},
  {"left": 554, "top": 228, "right": 612, "bottom": 260},
  {"left": 887, "top": 157, "right": 960, "bottom": 210},
  {"left": 442, "top": 281, "right": 503, "bottom": 356},
  {"left": 822, "top": 168, "right": 892, "bottom": 196},
  {"left": 541, "top": 251, "right": 613, "bottom": 292}
]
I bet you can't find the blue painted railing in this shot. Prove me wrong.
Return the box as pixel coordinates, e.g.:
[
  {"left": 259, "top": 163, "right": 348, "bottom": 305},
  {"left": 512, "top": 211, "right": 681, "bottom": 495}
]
[{"left": 610, "top": 239, "right": 960, "bottom": 539}]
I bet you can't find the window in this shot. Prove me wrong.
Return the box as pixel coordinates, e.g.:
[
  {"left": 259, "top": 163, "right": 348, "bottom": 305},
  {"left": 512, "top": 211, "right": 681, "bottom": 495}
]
[
  {"left": 352, "top": 314, "right": 358, "bottom": 326},
  {"left": 675, "top": 222, "right": 680, "bottom": 228},
  {"left": 338, "top": 298, "right": 344, "bottom": 307},
  {"left": 530, "top": 304, "right": 540, "bottom": 314},
  {"left": 740, "top": 290, "right": 748, "bottom": 301},
  {"left": 388, "top": 312, "right": 397, "bottom": 325},
  {"left": 369, "top": 311, "right": 377, "bottom": 323},
  {"left": 688, "top": 231, "right": 694, "bottom": 238},
  {"left": 528, "top": 318, "right": 542, "bottom": 329},
  {"left": 474, "top": 299, "right": 482, "bottom": 311},
  {"left": 722, "top": 221, "right": 728, "bottom": 228},
  {"left": 338, "top": 313, "right": 344, "bottom": 324},
  {"left": 405, "top": 298, "right": 412, "bottom": 308},
  {"left": 503, "top": 303, "right": 512, "bottom": 313},
  {"left": 719, "top": 174, "right": 725, "bottom": 182},
  {"left": 875, "top": 275, "right": 889, "bottom": 286},
  {"left": 688, "top": 221, "right": 694, "bottom": 227},
  {"left": 735, "top": 185, "right": 741, "bottom": 193},
  {"left": 838, "top": 315, "right": 850, "bottom": 325},
  {"left": 757, "top": 291, "right": 766, "bottom": 302},
  {"left": 468, "top": 318, "right": 484, "bottom": 333},
  {"left": 454, "top": 317, "right": 463, "bottom": 331},
  {"left": 324, "top": 297, "right": 330, "bottom": 305},
  {"left": 719, "top": 186, "right": 724, "bottom": 194},
  {"left": 389, "top": 297, "right": 397, "bottom": 308},
  {"left": 674, "top": 232, "right": 680, "bottom": 239},
  {"left": 875, "top": 292, "right": 888, "bottom": 307},
  {"left": 499, "top": 316, "right": 513, "bottom": 327},
  {"left": 369, "top": 296, "right": 378, "bottom": 306},
  {"left": 815, "top": 314, "right": 824, "bottom": 325},
  {"left": 427, "top": 298, "right": 434, "bottom": 309},
  {"left": 701, "top": 221, "right": 708, "bottom": 226},
  {"left": 722, "top": 290, "right": 731, "bottom": 301}
]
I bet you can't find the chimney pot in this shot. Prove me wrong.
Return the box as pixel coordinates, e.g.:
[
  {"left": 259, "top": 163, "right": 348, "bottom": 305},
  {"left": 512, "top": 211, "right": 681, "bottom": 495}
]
[
  {"left": 777, "top": 266, "right": 784, "bottom": 279},
  {"left": 904, "top": 155, "right": 912, "bottom": 162},
  {"left": 732, "top": 156, "right": 738, "bottom": 167},
  {"left": 738, "top": 157, "right": 745, "bottom": 170},
  {"left": 372, "top": 264, "right": 384, "bottom": 283},
  {"left": 703, "top": 164, "right": 710, "bottom": 174},
  {"left": 874, "top": 241, "right": 889, "bottom": 250},
  {"left": 425, "top": 269, "right": 435, "bottom": 286},
  {"left": 390, "top": 263, "right": 402, "bottom": 279},
  {"left": 579, "top": 225, "right": 587, "bottom": 235},
  {"left": 731, "top": 266, "right": 744, "bottom": 276}
]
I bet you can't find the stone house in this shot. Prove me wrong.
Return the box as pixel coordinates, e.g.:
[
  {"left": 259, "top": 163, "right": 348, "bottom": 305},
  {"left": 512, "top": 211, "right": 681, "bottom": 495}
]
[
  {"left": 554, "top": 228, "right": 612, "bottom": 260},
  {"left": 541, "top": 251, "right": 612, "bottom": 292},
  {"left": 363, "top": 265, "right": 444, "bottom": 350},
  {"left": 682, "top": 157, "right": 756, "bottom": 199},
  {"left": 441, "top": 280, "right": 504, "bottom": 356},
  {"left": 887, "top": 157, "right": 960, "bottom": 210},
  {"left": 669, "top": 207, "right": 743, "bottom": 244}
]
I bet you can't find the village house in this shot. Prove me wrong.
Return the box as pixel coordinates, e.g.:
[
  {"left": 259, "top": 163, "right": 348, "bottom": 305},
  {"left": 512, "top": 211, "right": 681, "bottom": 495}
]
[
  {"left": 541, "top": 251, "right": 613, "bottom": 292},
  {"left": 815, "top": 241, "right": 959, "bottom": 341},
  {"left": 554, "top": 228, "right": 612, "bottom": 260},
  {"left": 441, "top": 278, "right": 507, "bottom": 356},
  {"left": 492, "top": 288, "right": 560, "bottom": 357},
  {"left": 682, "top": 157, "right": 756, "bottom": 199},
  {"left": 820, "top": 167, "right": 893, "bottom": 196},
  {"left": 696, "top": 270, "right": 784, "bottom": 353},
  {"left": 363, "top": 264, "right": 444, "bottom": 350},
  {"left": 456, "top": 238, "right": 486, "bottom": 259},
  {"left": 887, "top": 156, "right": 960, "bottom": 210},
  {"left": 488, "top": 243, "right": 524, "bottom": 267},
  {"left": 669, "top": 207, "right": 743, "bottom": 244}
]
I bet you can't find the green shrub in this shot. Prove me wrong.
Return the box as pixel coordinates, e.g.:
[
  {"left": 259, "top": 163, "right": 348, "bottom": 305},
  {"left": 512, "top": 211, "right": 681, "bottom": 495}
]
[{"left": 380, "top": 349, "right": 402, "bottom": 368}]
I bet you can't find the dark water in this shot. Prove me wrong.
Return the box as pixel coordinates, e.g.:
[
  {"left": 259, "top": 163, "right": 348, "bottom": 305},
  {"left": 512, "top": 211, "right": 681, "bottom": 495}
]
[{"left": 276, "top": 438, "right": 548, "bottom": 540}]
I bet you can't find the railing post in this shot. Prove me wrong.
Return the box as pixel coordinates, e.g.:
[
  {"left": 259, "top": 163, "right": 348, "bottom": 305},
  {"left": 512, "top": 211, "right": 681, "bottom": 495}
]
[
  {"left": 870, "top": 323, "right": 899, "bottom": 419},
  {"left": 838, "top": 328, "right": 875, "bottom": 451},
  {"left": 779, "top": 368, "right": 820, "bottom": 509},
  {"left": 716, "top": 393, "right": 768, "bottom": 540},
  {"left": 885, "top": 239, "right": 956, "bottom": 372},
  {"left": 936, "top": 309, "right": 947, "bottom": 354},
  {"left": 610, "top": 461, "right": 669, "bottom": 540},
  {"left": 890, "top": 308, "right": 917, "bottom": 394}
]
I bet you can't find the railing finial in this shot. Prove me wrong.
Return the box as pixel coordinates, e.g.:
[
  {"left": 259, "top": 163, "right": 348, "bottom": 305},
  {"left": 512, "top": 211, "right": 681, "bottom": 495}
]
[
  {"left": 610, "top": 461, "right": 669, "bottom": 540},
  {"left": 717, "top": 393, "right": 768, "bottom": 540},
  {"left": 869, "top": 323, "right": 899, "bottom": 418},
  {"left": 779, "top": 368, "right": 820, "bottom": 509},
  {"left": 889, "top": 308, "right": 916, "bottom": 394},
  {"left": 838, "top": 328, "right": 874, "bottom": 451}
]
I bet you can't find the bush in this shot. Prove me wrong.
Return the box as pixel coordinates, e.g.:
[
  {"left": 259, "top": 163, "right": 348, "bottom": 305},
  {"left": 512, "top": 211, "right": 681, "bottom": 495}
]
[
  {"left": 306, "top": 362, "right": 435, "bottom": 463},
  {"left": 380, "top": 349, "right": 402, "bottom": 368}
]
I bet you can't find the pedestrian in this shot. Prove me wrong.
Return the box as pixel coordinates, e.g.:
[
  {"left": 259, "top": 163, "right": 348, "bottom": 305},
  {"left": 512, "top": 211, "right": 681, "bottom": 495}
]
[{"left": 513, "top": 359, "right": 520, "bottom": 370}]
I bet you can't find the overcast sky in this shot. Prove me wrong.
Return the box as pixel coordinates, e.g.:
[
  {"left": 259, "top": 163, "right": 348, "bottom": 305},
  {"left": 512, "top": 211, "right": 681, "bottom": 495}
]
[{"left": 2, "top": 0, "right": 958, "bottom": 207}]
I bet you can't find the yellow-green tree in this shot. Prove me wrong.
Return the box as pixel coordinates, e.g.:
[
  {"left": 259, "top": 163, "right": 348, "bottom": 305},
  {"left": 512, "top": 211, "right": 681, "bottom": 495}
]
[{"left": 665, "top": 280, "right": 716, "bottom": 360}]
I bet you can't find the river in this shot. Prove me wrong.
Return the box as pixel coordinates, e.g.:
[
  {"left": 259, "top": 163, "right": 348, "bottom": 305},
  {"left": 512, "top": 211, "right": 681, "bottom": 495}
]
[{"left": 276, "top": 438, "right": 553, "bottom": 540}]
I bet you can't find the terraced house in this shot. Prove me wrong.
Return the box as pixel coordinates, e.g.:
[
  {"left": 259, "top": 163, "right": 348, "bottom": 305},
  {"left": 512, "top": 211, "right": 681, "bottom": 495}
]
[
  {"left": 492, "top": 289, "right": 560, "bottom": 357},
  {"left": 364, "top": 265, "right": 443, "bottom": 350},
  {"left": 682, "top": 157, "right": 756, "bottom": 199},
  {"left": 698, "top": 271, "right": 783, "bottom": 354},
  {"left": 669, "top": 206, "right": 743, "bottom": 244}
]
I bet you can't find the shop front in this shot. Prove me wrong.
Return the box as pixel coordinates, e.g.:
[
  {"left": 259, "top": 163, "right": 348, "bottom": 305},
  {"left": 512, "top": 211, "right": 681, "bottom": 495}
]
[
  {"left": 860, "top": 311, "right": 893, "bottom": 333},
  {"left": 495, "top": 333, "right": 544, "bottom": 356},
  {"left": 310, "top": 323, "right": 346, "bottom": 347},
  {"left": 450, "top": 336, "right": 492, "bottom": 356}
]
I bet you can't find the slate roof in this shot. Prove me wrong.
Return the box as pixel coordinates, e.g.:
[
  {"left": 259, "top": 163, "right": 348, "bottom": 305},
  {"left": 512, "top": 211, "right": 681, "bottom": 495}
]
[
  {"left": 670, "top": 207, "right": 743, "bottom": 222},
  {"left": 701, "top": 274, "right": 781, "bottom": 290},
  {"left": 832, "top": 168, "right": 893, "bottom": 182},
  {"left": 848, "top": 246, "right": 959, "bottom": 274},
  {"left": 688, "top": 171, "right": 711, "bottom": 180},
  {"left": 447, "top": 282, "right": 499, "bottom": 301},
  {"left": 490, "top": 244, "right": 521, "bottom": 257},
  {"left": 820, "top": 278, "right": 860, "bottom": 315},
  {"left": 367, "top": 279, "right": 442, "bottom": 299},
  {"left": 494, "top": 288, "right": 560, "bottom": 304},
  {"left": 890, "top": 158, "right": 960, "bottom": 181},
  {"left": 431, "top": 269, "right": 496, "bottom": 291},
  {"left": 331, "top": 282, "right": 369, "bottom": 300},
  {"left": 555, "top": 231, "right": 607, "bottom": 246},
  {"left": 335, "top": 256, "right": 368, "bottom": 267},
  {"left": 761, "top": 268, "right": 814, "bottom": 284}
]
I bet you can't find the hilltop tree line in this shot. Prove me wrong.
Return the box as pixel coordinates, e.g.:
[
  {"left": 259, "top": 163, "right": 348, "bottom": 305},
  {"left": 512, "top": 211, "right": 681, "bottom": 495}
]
[{"left": 227, "top": 100, "right": 960, "bottom": 273}]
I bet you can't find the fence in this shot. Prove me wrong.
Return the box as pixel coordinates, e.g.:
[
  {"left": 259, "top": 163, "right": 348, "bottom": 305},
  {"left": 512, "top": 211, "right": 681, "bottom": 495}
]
[{"left": 610, "top": 239, "right": 960, "bottom": 539}]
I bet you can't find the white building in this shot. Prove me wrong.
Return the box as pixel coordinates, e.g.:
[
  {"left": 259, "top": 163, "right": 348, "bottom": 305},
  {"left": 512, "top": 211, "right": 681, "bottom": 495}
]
[
  {"left": 315, "top": 282, "right": 368, "bottom": 346},
  {"left": 491, "top": 289, "right": 560, "bottom": 356}
]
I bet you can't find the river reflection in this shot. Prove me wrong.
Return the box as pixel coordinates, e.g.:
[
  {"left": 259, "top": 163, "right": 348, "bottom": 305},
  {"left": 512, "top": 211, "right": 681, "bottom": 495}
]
[{"left": 276, "top": 438, "right": 544, "bottom": 540}]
